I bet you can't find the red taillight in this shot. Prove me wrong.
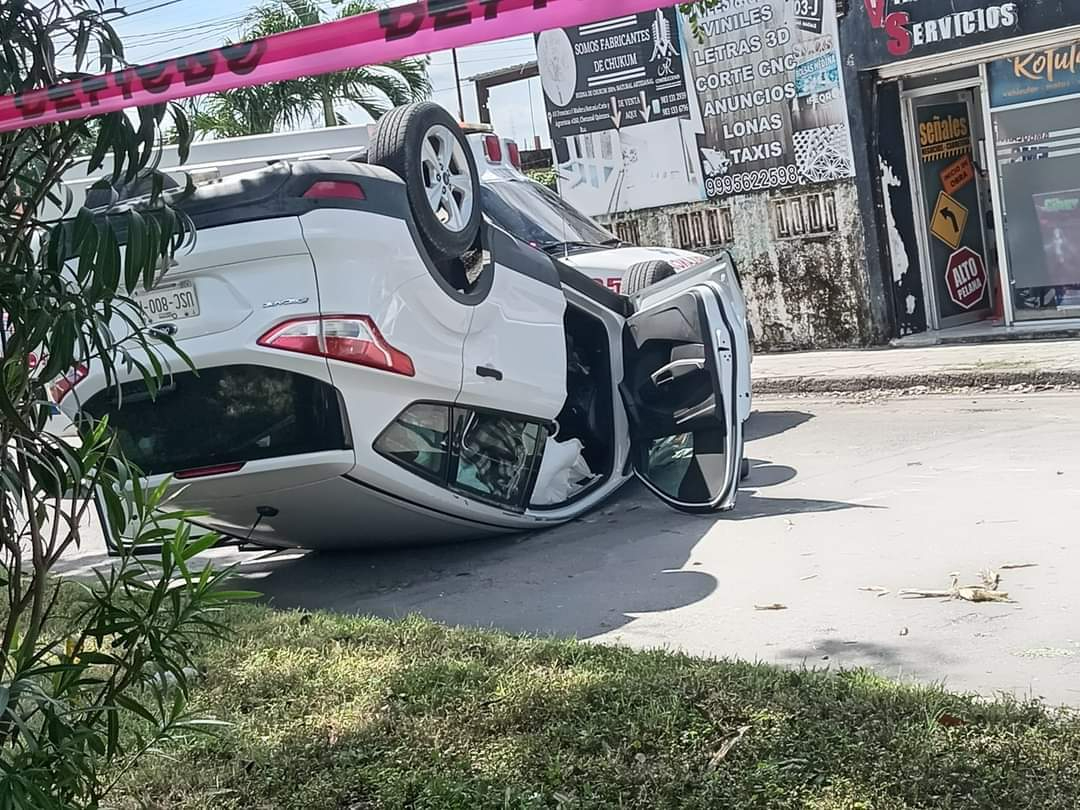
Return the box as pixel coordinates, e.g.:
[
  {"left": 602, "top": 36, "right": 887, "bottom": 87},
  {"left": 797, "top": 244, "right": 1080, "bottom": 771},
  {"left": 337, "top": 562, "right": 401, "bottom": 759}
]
[
  {"left": 175, "top": 462, "right": 245, "bottom": 480},
  {"left": 258, "top": 316, "right": 415, "bottom": 377},
  {"left": 507, "top": 140, "right": 521, "bottom": 169},
  {"left": 483, "top": 134, "right": 502, "bottom": 164},
  {"left": 50, "top": 363, "right": 88, "bottom": 402},
  {"left": 303, "top": 180, "right": 365, "bottom": 200}
]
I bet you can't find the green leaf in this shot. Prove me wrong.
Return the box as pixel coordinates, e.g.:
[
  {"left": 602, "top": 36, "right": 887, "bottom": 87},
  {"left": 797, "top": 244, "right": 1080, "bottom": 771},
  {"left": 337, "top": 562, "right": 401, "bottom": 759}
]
[
  {"left": 173, "top": 107, "right": 192, "bottom": 165},
  {"left": 123, "top": 209, "right": 146, "bottom": 293},
  {"left": 77, "top": 650, "right": 119, "bottom": 666},
  {"left": 114, "top": 693, "right": 160, "bottom": 725},
  {"left": 87, "top": 113, "right": 117, "bottom": 175},
  {"left": 106, "top": 704, "right": 120, "bottom": 757},
  {"left": 145, "top": 217, "right": 162, "bottom": 290},
  {"left": 181, "top": 533, "right": 222, "bottom": 561},
  {"left": 98, "top": 222, "right": 121, "bottom": 294},
  {"left": 74, "top": 23, "right": 91, "bottom": 72}
]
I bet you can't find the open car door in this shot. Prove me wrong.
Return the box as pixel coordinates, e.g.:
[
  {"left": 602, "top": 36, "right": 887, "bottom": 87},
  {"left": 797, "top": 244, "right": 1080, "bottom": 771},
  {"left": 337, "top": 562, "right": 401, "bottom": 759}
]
[{"left": 621, "top": 259, "right": 745, "bottom": 513}]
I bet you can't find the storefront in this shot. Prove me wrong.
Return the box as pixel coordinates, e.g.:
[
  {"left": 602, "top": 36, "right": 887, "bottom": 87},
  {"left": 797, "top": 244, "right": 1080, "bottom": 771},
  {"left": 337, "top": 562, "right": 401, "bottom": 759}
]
[{"left": 841, "top": 1, "right": 1080, "bottom": 339}]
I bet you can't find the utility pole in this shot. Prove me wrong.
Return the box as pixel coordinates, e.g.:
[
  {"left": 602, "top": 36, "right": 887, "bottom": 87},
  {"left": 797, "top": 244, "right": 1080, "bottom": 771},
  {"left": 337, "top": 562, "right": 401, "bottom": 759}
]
[{"left": 451, "top": 49, "right": 465, "bottom": 120}]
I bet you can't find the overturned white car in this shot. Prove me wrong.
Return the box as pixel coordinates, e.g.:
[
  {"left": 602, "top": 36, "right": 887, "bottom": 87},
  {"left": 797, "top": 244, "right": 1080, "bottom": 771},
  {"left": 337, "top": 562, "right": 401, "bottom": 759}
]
[{"left": 58, "top": 104, "right": 752, "bottom": 550}]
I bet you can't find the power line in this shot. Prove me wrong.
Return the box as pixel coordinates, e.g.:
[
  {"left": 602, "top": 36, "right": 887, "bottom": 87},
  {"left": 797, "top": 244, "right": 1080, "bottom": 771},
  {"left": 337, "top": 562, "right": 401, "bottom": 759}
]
[{"left": 122, "top": 0, "right": 191, "bottom": 18}]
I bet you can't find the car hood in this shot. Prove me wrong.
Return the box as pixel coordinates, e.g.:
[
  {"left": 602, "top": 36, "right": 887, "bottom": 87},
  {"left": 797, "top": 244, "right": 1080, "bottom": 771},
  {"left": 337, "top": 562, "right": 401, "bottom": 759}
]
[{"left": 558, "top": 246, "right": 710, "bottom": 275}]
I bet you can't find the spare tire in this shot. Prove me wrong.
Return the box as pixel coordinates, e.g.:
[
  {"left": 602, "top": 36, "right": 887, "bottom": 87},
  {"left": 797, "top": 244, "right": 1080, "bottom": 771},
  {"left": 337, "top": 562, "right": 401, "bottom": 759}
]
[
  {"left": 623, "top": 260, "right": 676, "bottom": 294},
  {"left": 369, "top": 102, "right": 481, "bottom": 264}
]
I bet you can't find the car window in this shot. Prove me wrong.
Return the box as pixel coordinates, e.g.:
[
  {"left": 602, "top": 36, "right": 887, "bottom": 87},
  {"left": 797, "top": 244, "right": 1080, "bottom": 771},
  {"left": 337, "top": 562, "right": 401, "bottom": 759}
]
[
  {"left": 375, "top": 403, "right": 547, "bottom": 509},
  {"left": 452, "top": 409, "right": 546, "bottom": 508},
  {"left": 374, "top": 403, "right": 451, "bottom": 482},
  {"left": 639, "top": 428, "right": 729, "bottom": 505},
  {"left": 480, "top": 179, "right": 616, "bottom": 252},
  {"left": 81, "top": 365, "right": 348, "bottom": 475}
]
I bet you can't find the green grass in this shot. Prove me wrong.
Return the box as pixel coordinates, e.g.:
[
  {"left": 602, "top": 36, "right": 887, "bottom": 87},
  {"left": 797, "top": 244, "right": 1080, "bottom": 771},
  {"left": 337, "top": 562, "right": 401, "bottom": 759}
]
[{"left": 115, "top": 606, "right": 1080, "bottom": 810}]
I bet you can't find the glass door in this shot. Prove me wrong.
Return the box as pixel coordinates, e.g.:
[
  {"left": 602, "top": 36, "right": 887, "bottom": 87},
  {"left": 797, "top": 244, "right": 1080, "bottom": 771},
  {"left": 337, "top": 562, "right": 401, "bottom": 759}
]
[
  {"left": 993, "top": 96, "right": 1080, "bottom": 321},
  {"left": 909, "top": 90, "right": 995, "bottom": 328}
]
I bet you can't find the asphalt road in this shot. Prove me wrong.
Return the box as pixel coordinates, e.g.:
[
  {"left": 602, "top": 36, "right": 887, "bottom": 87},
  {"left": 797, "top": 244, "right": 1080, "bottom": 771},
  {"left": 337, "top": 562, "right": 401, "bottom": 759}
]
[{"left": 60, "top": 392, "right": 1080, "bottom": 705}]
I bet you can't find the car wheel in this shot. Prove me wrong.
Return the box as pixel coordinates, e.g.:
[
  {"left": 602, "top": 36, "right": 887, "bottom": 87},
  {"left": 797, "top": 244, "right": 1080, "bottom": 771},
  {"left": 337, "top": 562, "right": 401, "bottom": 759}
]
[
  {"left": 370, "top": 103, "right": 481, "bottom": 264},
  {"left": 623, "top": 260, "right": 675, "bottom": 294}
]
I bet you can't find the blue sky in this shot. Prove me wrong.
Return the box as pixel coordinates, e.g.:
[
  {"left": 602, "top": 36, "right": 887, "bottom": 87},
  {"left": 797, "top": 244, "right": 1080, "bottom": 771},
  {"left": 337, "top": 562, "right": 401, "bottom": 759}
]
[{"left": 114, "top": 0, "right": 550, "bottom": 146}]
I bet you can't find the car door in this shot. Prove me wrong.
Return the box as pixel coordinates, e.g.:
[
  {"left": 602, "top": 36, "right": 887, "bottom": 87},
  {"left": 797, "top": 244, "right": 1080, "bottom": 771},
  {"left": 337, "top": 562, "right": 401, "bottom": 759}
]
[
  {"left": 621, "top": 261, "right": 745, "bottom": 513},
  {"left": 458, "top": 227, "right": 568, "bottom": 422}
]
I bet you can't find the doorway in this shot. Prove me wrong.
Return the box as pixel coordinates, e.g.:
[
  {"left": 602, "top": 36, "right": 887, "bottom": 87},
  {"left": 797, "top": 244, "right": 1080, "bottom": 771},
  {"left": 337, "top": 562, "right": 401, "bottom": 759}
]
[{"left": 904, "top": 87, "right": 997, "bottom": 330}]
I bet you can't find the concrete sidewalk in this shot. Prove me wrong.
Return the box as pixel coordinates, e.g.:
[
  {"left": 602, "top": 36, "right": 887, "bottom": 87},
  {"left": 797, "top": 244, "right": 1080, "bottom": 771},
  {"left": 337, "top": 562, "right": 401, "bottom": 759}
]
[{"left": 753, "top": 339, "right": 1080, "bottom": 394}]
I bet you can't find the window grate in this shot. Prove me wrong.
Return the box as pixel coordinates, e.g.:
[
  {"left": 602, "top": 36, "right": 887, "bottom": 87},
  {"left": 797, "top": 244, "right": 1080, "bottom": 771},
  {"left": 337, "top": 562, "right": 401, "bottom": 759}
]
[
  {"left": 672, "top": 207, "right": 734, "bottom": 250},
  {"left": 611, "top": 219, "right": 641, "bottom": 245},
  {"left": 772, "top": 190, "right": 839, "bottom": 239}
]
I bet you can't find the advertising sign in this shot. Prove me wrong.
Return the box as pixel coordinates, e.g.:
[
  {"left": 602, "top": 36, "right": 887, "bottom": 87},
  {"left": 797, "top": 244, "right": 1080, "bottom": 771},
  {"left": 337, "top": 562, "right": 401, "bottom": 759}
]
[
  {"left": 915, "top": 101, "right": 990, "bottom": 319},
  {"left": 989, "top": 40, "right": 1080, "bottom": 108},
  {"left": 538, "top": 7, "right": 690, "bottom": 141},
  {"left": 685, "top": 0, "right": 854, "bottom": 199},
  {"left": 539, "top": 7, "right": 705, "bottom": 216},
  {"left": 847, "top": 0, "right": 1080, "bottom": 70}
]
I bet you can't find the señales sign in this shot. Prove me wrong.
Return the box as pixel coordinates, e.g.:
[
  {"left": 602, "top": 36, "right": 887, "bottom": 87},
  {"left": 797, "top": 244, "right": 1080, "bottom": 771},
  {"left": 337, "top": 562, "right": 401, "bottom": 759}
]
[
  {"left": 843, "top": 0, "right": 1080, "bottom": 70},
  {"left": 0, "top": 0, "right": 675, "bottom": 133}
]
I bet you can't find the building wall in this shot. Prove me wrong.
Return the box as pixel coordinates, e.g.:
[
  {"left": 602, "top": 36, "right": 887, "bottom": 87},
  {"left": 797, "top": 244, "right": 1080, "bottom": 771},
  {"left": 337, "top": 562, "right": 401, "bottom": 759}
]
[
  {"left": 836, "top": 1, "right": 1080, "bottom": 342},
  {"left": 598, "top": 178, "right": 885, "bottom": 350}
]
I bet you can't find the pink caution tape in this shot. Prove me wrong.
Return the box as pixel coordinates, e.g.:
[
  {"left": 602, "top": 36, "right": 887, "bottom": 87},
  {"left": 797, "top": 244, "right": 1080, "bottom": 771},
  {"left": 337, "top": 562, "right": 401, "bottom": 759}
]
[{"left": 0, "top": 0, "right": 668, "bottom": 133}]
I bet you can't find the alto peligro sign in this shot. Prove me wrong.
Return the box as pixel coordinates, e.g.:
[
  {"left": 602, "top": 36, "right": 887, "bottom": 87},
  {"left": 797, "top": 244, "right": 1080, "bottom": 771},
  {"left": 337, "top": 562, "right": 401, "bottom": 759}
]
[{"left": 0, "top": 0, "right": 671, "bottom": 133}]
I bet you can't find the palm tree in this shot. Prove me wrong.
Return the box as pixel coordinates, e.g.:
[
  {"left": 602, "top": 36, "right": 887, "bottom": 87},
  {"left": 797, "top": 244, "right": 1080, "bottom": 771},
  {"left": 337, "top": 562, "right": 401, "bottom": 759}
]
[{"left": 191, "top": 0, "right": 430, "bottom": 137}]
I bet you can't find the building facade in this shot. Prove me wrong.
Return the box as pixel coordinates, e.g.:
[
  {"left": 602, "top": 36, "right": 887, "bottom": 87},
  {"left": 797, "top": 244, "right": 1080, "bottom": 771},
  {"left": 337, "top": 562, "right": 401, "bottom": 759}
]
[
  {"left": 536, "top": 1, "right": 892, "bottom": 350},
  {"left": 841, "top": 0, "right": 1080, "bottom": 341}
]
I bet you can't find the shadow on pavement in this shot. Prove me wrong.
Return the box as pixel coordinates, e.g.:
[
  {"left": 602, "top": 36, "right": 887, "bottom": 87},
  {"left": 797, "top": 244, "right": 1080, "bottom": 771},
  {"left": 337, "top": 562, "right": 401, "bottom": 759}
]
[
  {"left": 231, "top": 484, "right": 719, "bottom": 639},
  {"left": 225, "top": 406, "right": 870, "bottom": 639},
  {"left": 745, "top": 409, "right": 814, "bottom": 442}
]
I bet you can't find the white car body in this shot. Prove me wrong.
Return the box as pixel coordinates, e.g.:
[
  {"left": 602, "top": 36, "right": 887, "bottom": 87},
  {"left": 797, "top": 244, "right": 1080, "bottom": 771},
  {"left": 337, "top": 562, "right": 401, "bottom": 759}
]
[
  {"left": 57, "top": 107, "right": 751, "bottom": 551},
  {"left": 57, "top": 121, "right": 717, "bottom": 295}
]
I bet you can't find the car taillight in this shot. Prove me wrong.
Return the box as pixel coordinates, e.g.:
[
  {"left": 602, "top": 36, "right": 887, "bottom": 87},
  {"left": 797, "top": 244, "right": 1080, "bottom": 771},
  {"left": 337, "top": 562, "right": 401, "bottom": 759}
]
[
  {"left": 506, "top": 140, "right": 521, "bottom": 169},
  {"left": 50, "top": 363, "right": 88, "bottom": 402},
  {"left": 258, "top": 316, "right": 414, "bottom": 377},
  {"left": 483, "top": 134, "right": 502, "bottom": 164},
  {"left": 303, "top": 180, "right": 365, "bottom": 200}
]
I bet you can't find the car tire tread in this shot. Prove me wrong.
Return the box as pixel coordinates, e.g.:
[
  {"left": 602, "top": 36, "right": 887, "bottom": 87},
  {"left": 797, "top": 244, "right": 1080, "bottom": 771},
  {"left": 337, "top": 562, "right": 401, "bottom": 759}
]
[{"left": 623, "top": 260, "right": 676, "bottom": 295}]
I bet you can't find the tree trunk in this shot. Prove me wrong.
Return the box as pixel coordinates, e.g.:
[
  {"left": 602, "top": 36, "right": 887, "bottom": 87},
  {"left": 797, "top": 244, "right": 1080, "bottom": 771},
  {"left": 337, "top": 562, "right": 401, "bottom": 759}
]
[{"left": 322, "top": 93, "right": 336, "bottom": 127}]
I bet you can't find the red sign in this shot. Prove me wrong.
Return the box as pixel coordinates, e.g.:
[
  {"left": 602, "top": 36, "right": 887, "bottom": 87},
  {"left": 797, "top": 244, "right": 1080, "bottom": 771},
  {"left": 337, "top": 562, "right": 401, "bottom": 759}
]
[
  {"left": 863, "top": 0, "right": 912, "bottom": 57},
  {"left": 945, "top": 247, "right": 989, "bottom": 310},
  {"left": 940, "top": 155, "right": 975, "bottom": 195}
]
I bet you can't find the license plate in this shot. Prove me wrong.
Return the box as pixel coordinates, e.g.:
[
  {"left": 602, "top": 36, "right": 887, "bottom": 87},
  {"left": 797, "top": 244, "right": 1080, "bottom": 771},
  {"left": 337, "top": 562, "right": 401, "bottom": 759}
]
[{"left": 134, "top": 281, "right": 199, "bottom": 322}]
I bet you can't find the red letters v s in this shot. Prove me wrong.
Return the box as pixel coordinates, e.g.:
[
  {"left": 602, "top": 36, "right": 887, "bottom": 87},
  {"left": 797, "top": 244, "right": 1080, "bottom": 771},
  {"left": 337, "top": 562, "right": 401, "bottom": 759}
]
[{"left": 864, "top": 0, "right": 887, "bottom": 29}]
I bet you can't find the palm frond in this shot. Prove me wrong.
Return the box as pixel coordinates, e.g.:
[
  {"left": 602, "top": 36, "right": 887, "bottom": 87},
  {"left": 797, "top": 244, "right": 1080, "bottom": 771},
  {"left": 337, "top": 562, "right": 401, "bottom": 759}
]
[{"left": 188, "top": 1, "right": 431, "bottom": 138}]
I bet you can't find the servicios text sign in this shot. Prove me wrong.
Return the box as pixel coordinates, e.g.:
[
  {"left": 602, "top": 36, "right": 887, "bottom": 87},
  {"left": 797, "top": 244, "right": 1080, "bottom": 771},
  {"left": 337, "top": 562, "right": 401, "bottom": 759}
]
[{"left": 846, "top": 0, "right": 1080, "bottom": 70}]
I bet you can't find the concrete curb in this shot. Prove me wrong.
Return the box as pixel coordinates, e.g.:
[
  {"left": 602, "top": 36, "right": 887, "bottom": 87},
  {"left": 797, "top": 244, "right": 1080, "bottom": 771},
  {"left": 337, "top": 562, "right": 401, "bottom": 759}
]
[{"left": 753, "top": 369, "right": 1080, "bottom": 395}]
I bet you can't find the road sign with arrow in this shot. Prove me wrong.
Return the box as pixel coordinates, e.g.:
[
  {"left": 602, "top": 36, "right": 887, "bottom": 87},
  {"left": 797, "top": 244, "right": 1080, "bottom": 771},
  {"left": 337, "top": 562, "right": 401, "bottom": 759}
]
[{"left": 930, "top": 190, "right": 968, "bottom": 250}]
